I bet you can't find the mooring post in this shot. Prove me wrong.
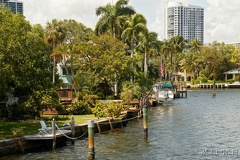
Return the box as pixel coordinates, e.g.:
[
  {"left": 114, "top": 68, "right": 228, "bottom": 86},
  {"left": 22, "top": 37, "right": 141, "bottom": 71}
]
[
  {"left": 88, "top": 120, "right": 95, "bottom": 160},
  {"left": 71, "top": 115, "right": 75, "bottom": 145},
  {"left": 186, "top": 88, "right": 188, "bottom": 97},
  {"left": 212, "top": 79, "right": 216, "bottom": 97},
  {"left": 138, "top": 98, "right": 143, "bottom": 119},
  {"left": 96, "top": 122, "right": 101, "bottom": 133},
  {"left": 52, "top": 118, "right": 56, "bottom": 150},
  {"left": 143, "top": 105, "right": 148, "bottom": 139},
  {"left": 109, "top": 119, "right": 113, "bottom": 130}
]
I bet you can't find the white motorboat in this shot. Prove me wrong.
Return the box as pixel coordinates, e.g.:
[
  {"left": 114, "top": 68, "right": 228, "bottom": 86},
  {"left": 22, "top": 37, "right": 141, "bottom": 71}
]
[{"left": 152, "top": 82, "right": 174, "bottom": 105}]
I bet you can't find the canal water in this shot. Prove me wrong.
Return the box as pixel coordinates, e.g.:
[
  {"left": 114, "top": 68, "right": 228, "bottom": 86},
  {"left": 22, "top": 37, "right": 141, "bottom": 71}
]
[{"left": 5, "top": 89, "right": 240, "bottom": 160}]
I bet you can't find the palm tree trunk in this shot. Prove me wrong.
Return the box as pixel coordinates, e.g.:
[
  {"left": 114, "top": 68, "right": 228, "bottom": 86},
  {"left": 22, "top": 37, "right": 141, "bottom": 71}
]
[
  {"left": 53, "top": 56, "right": 56, "bottom": 83},
  {"left": 131, "top": 39, "right": 134, "bottom": 58},
  {"left": 131, "top": 39, "right": 135, "bottom": 83},
  {"left": 174, "top": 55, "right": 177, "bottom": 82},
  {"left": 144, "top": 51, "right": 147, "bottom": 75},
  {"left": 114, "top": 73, "right": 117, "bottom": 97},
  {"left": 113, "top": 29, "right": 118, "bottom": 96}
]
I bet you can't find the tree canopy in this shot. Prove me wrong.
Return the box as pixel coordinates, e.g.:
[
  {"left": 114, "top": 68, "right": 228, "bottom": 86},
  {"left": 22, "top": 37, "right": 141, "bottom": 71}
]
[
  {"left": 72, "top": 35, "right": 132, "bottom": 99},
  {"left": 0, "top": 9, "right": 60, "bottom": 119},
  {"left": 1, "top": 0, "right": 240, "bottom": 120},
  {"left": 0, "top": 9, "right": 53, "bottom": 101}
]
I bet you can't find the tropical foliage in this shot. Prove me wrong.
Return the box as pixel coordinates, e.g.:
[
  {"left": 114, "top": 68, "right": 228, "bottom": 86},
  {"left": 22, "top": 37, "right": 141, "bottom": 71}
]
[
  {"left": 91, "top": 101, "right": 130, "bottom": 118},
  {"left": 0, "top": 0, "right": 239, "bottom": 120},
  {"left": 95, "top": 0, "right": 135, "bottom": 38},
  {"left": 0, "top": 8, "right": 57, "bottom": 119}
]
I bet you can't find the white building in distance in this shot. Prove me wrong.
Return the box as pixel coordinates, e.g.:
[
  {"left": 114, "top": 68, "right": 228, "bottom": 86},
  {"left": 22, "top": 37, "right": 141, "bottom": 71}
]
[
  {"left": 164, "top": 2, "right": 204, "bottom": 44},
  {"left": 0, "top": 0, "right": 23, "bottom": 14},
  {"left": 228, "top": 40, "right": 240, "bottom": 48}
]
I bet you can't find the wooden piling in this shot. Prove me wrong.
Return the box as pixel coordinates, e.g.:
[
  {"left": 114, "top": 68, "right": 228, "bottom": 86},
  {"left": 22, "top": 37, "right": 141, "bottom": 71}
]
[
  {"left": 143, "top": 106, "right": 148, "bottom": 139},
  {"left": 96, "top": 122, "right": 101, "bottom": 133},
  {"left": 71, "top": 116, "right": 75, "bottom": 145},
  {"left": 138, "top": 98, "right": 143, "bottom": 119},
  {"left": 88, "top": 120, "right": 95, "bottom": 160},
  {"left": 52, "top": 118, "right": 56, "bottom": 150},
  {"left": 212, "top": 79, "right": 216, "bottom": 97},
  {"left": 109, "top": 119, "right": 113, "bottom": 130}
]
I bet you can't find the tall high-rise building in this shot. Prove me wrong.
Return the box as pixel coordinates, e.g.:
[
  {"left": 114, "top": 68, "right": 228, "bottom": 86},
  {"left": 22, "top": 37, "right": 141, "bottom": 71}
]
[
  {"left": 0, "top": 0, "right": 23, "bottom": 14},
  {"left": 164, "top": 2, "right": 204, "bottom": 44},
  {"left": 0, "top": 0, "right": 8, "bottom": 3}
]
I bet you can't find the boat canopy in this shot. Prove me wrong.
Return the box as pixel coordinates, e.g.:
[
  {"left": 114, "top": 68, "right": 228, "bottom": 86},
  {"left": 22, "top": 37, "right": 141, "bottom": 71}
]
[{"left": 162, "top": 83, "right": 172, "bottom": 88}]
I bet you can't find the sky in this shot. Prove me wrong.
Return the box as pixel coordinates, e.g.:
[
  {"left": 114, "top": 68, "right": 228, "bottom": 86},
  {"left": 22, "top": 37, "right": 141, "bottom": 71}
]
[{"left": 23, "top": 0, "right": 240, "bottom": 44}]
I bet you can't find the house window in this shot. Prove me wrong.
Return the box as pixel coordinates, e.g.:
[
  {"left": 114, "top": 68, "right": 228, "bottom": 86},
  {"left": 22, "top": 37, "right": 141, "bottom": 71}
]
[{"left": 62, "top": 67, "right": 68, "bottom": 75}]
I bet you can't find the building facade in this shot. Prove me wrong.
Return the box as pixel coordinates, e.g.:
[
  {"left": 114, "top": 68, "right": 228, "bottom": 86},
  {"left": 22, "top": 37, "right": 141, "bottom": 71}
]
[
  {"left": 0, "top": 0, "right": 23, "bottom": 14},
  {"left": 164, "top": 2, "right": 204, "bottom": 43},
  {"left": 228, "top": 40, "right": 240, "bottom": 48}
]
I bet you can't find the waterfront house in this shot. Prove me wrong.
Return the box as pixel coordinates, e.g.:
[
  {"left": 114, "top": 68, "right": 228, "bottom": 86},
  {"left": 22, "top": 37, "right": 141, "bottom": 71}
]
[
  {"left": 56, "top": 63, "right": 72, "bottom": 88},
  {"left": 223, "top": 68, "right": 240, "bottom": 81}
]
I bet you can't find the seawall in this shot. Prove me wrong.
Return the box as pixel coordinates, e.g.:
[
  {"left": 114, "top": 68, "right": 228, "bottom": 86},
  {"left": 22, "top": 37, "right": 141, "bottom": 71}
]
[{"left": 0, "top": 116, "right": 132, "bottom": 158}]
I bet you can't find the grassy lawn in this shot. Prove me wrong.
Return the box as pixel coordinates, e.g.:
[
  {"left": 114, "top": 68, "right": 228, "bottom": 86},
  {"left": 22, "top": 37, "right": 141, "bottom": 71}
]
[{"left": 0, "top": 114, "right": 97, "bottom": 141}]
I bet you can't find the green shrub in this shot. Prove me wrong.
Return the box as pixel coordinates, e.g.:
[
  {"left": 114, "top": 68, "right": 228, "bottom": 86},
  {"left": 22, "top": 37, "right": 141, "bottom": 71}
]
[
  {"left": 120, "top": 81, "right": 142, "bottom": 102},
  {"left": 68, "top": 100, "right": 92, "bottom": 115},
  {"left": 91, "top": 101, "right": 130, "bottom": 119},
  {"left": 200, "top": 77, "right": 208, "bottom": 83},
  {"left": 234, "top": 75, "right": 240, "bottom": 82},
  {"left": 6, "top": 103, "right": 27, "bottom": 120},
  {"left": 227, "top": 79, "right": 235, "bottom": 83},
  {"left": 54, "top": 104, "right": 65, "bottom": 114}
]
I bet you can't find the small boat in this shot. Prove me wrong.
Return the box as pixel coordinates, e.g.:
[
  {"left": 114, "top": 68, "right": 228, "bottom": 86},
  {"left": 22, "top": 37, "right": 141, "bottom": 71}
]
[{"left": 152, "top": 82, "right": 174, "bottom": 105}]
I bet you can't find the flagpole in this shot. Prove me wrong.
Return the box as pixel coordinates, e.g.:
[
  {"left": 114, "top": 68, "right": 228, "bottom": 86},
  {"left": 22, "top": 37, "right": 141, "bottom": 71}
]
[
  {"left": 160, "top": 59, "right": 165, "bottom": 82},
  {"left": 160, "top": 59, "right": 162, "bottom": 81}
]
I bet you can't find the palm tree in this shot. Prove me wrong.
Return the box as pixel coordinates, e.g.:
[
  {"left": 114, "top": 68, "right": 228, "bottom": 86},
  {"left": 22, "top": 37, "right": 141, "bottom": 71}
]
[
  {"left": 179, "top": 37, "right": 201, "bottom": 82},
  {"left": 136, "top": 31, "right": 159, "bottom": 75},
  {"left": 95, "top": 0, "right": 135, "bottom": 39},
  {"left": 51, "top": 43, "right": 79, "bottom": 91},
  {"left": 169, "top": 36, "right": 187, "bottom": 82},
  {"left": 161, "top": 39, "right": 172, "bottom": 80},
  {"left": 190, "top": 38, "right": 202, "bottom": 53},
  {"left": 180, "top": 52, "right": 198, "bottom": 81},
  {"left": 95, "top": 0, "right": 135, "bottom": 96},
  {"left": 45, "top": 19, "right": 66, "bottom": 83},
  {"left": 121, "top": 13, "right": 147, "bottom": 82},
  {"left": 45, "top": 19, "right": 66, "bottom": 48},
  {"left": 121, "top": 13, "right": 147, "bottom": 58}
]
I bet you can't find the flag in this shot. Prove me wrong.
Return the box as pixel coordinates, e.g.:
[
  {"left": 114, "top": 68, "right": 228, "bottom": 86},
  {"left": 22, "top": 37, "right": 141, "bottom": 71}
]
[{"left": 160, "top": 61, "right": 165, "bottom": 77}]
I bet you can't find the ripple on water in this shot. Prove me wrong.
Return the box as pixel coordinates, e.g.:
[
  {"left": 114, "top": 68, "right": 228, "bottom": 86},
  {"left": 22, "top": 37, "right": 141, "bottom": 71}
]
[{"left": 5, "top": 89, "right": 240, "bottom": 159}]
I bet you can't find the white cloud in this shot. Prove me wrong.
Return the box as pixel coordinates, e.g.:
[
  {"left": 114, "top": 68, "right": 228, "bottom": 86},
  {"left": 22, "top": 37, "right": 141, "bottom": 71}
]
[
  {"left": 23, "top": 0, "right": 240, "bottom": 44},
  {"left": 205, "top": 0, "right": 240, "bottom": 43},
  {"left": 24, "top": 0, "right": 111, "bottom": 27},
  {"left": 130, "top": 0, "right": 165, "bottom": 40}
]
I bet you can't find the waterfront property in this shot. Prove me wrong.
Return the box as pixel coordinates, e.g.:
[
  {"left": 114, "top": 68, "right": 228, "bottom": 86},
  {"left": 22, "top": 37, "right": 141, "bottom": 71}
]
[
  {"left": 0, "top": 118, "right": 128, "bottom": 157},
  {"left": 224, "top": 68, "right": 240, "bottom": 81},
  {"left": 5, "top": 89, "right": 240, "bottom": 159},
  {"left": 0, "top": 97, "right": 148, "bottom": 158}
]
